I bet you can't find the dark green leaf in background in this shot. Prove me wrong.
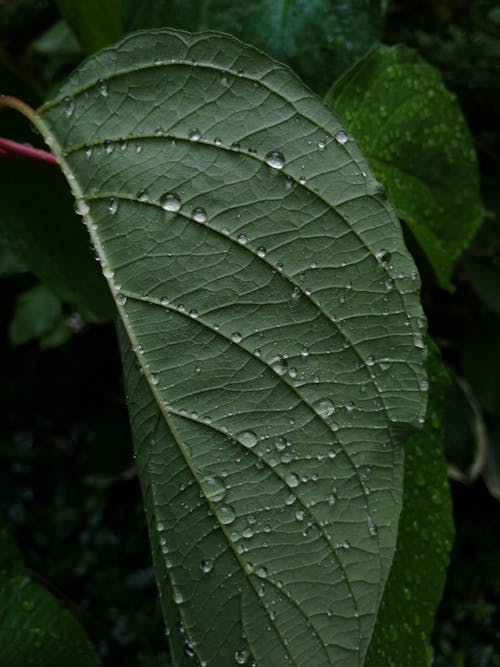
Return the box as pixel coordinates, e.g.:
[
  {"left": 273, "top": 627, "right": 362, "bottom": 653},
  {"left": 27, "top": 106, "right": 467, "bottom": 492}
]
[
  {"left": 0, "top": 523, "right": 101, "bottom": 667},
  {"left": 35, "top": 29, "right": 428, "bottom": 665},
  {"left": 8, "top": 283, "right": 70, "bottom": 348},
  {"left": 56, "top": 0, "right": 123, "bottom": 54},
  {"left": 121, "top": 0, "right": 386, "bottom": 94},
  {"left": 0, "top": 68, "right": 114, "bottom": 322},
  {"left": 326, "top": 44, "right": 485, "bottom": 290},
  {"left": 366, "top": 341, "right": 454, "bottom": 666}
]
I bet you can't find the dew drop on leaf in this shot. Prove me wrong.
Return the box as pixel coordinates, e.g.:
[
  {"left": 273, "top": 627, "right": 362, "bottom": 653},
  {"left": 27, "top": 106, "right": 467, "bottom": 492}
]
[
  {"left": 73, "top": 198, "right": 89, "bottom": 216},
  {"left": 98, "top": 78, "right": 109, "bottom": 97},
  {"left": 64, "top": 96, "right": 74, "bottom": 117},
  {"left": 265, "top": 151, "right": 285, "bottom": 169},
  {"left": 335, "top": 130, "right": 349, "bottom": 144},
  {"left": 285, "top": 472, "right": 300, "bottom": 488},
  {"left": 238, "top": 431, "right": 258, "bottom": 448},
  {"left": 217, "top": 505, "right": 236, "bottom": 525},
  {"left": 200, "top": 559, "right": 213, "bottom": 574},
  {"left": 108, "top": 196, "right": 118, "bottom": 215},
  {"left": 160, "top": 192, "right": 181, "bottom": 212},
  {"left": 189, "top": 129, "right": 201, "bottom": 141},
  {"left": 314, "top": 398, "right": 336, "bottom": 418},
  {"left": 192, "top": 207, "right": 207, "bottom": 223},
  {"left": 204, "top": 477, "right": 226, "bottom": 502},
  {"left": 270, "top": 355, "right": 288, "bottom": 376},
  {"left": 234, "top": 648, "right": 250, "bottom": 664}
]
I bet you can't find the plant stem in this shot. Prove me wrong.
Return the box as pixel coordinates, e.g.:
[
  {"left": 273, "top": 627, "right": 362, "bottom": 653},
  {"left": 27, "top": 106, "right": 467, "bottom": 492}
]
[
  {"left": 0, "top": 137, "right": 57, "bottom": 165},
  {"left": 0, "top": 94, "right": 57, "bottom": 165},
  {"left": 0, "top": 94, "right": 37, "bottom": 121}
]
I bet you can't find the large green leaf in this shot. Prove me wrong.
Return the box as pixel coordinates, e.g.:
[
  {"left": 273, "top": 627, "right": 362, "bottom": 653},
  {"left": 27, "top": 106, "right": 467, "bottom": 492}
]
[
  {"left": 121, "top": 0, "right": 386, "bottom": 94},
  {"left": 366, "top": 341, "right": 454, "bottom": 665},
  {"left": 35, "top": 29, "right": 427, "bottom": 665},
  {"left": 325, "top": 44, "right": 485, "bottom": 290},
  {"left": 0, "top": 522, "right": 100, "bottom": 667}
]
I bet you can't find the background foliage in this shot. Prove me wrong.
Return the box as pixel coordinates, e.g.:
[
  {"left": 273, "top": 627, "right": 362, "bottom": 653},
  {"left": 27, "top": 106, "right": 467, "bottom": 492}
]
[{"left": 1, "top": 0, "right": 499, "bottom": 665}]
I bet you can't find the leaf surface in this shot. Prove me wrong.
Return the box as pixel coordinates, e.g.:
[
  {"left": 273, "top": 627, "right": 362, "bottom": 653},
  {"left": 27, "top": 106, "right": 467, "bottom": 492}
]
[
  {"left": 366, "top": 342, "right": 454, "bottom": 665},
  {"left": 326, "top": 44, "right": 485, "bottom": 290},
  {"left": 36, "top": 29, "right": 427, "bottom": 666},
  {"left": 121, "top": 0, "right": 386, "bottom": 93}
]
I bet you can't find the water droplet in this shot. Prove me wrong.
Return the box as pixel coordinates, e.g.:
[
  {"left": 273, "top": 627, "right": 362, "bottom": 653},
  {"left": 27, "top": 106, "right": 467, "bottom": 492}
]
[
  {"left": 192, "top": 207, "right": 207, "bottom": 223},
  {"left": 299, "top": 176, "right": 307, "bottom": 186},
  {"left": 285, "top": 472, "right": 299, "bottom": 488},
  {"left": 238, "top": 431, "right": 258, "bottom": 448},
  {"left": 189, "top": 309, "right": 198, "bottom": 319},
  {"left": 84, "top": 145, "right": 92, "bottom": 158},
  {"left": 160, "top": 192, "right": 181, "bottom": 212},
  {"left": 200, "top": 559, "right": 213, "bottom": 574},
  {"left": 420, "top": 378, "right": 429, "bottom": 391},
  {"left": 270, "top": 355, "right": 288, "bottom": 376},
  {"left": 413, "top": 333, "right": 425, "bottom": 349},
  {"left": 138, "top": 189, "right": 149, "bottom": 202},
  {"left": 274, "top": 436, "right": 287, "bottom": 451},
  {"left": 64, "top": 96, "right": 74, "bottom": 117},
  {"left": 151, "top": 374, "right": 159, "bottom": 385},
  {"left": 385, "top": 278, "right": 394, "bottom": 291},
  {"left": 295, "top": 509, "right": 305, "bottom": 522},
  {"left": 104, "top": 139, "right": 114, "bottom": 155},
  {"left": 204, "top": 476, "right": 226, "bottom": 502},
  {"left": 108, "top": 196, "right": 118, "bottom": 215},
  {"left": 335, "top": 130, "right": 349, "bottom": 144},
  {"left": 317, "top": 138, "right": 326, "bottom": 150},
  {"left": 99, "top": 79, "right": 109, "bottom": 97},
  {"left": 375, "top": 249, "right": 391, "bottom": 266},
  {"left": 217, "top": 504, "right": 236, "bottom": 525},
  {"left": 256, "top": 566, "right": 268, "bottom": 578},
  {"left": 116, "top": 293, "right": 127, "bottom": 306},
  {"left": 214, "top": 137, "right": 222, "bottom": 146},
  {"left": 235, "top": 648, "right": 250, "bottom": 664},
  {"left": 136, "top": 144, "right": 143, "bottom": 154},
  {"left": 103, "top": 267, "right": 114, "bottom": 279},
  {"left": 314, "top": 398, "right": 335, "bottom": 418},
  {"left": 160, "top": 296, "right": 169, "bottom": 306},
  {"left": 265, "top": 151, "right": 285, "bottom": 170},
  {"left": 189, "top": 129, "right": 201, "bottom": 141},
  {"left": 74, "top": 198, "right": 89, "bottom": 216},
  {"left": 368, "top": 517, "right": 378, "bottom": 536},
  {"left": 345, "top": 400, "right": 355, "bottom": 412},
  {"left": 237, "top": 234, "right": 248, "bottom": 245},
  {"left": 257, "top": 247, "right": 267, "bottom": 258}
]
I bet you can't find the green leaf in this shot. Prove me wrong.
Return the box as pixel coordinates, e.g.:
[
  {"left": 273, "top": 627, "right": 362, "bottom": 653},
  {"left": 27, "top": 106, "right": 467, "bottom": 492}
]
[
  {"left": 36, "top": 29, "right": 427, "bottom": 665},
  {"left": 325, "top": 44, "right": 485, "bottom": 290},
  {"left": 0, "top": 523, "right": 101, "bottom": 667},
  {"left": 9, "top": 284, "right": 64, "bottom": 346},
  {"left": 366, "top": 341, "right": 454, "bottom": 665},
  {"left": 0, "top": 67, "right": 114, "bottom": 322},
  {"left": 57, "top": 0, "right": 122, "bottom": 54},
  {"left": 121, "top": 0, "right": 386, "bottom": 94}
]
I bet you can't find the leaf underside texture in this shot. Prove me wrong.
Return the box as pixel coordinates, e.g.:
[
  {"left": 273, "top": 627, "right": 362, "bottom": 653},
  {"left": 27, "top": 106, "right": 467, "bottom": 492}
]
[{"left": 36, "top": 29, "right": 427, "bottom": 666}]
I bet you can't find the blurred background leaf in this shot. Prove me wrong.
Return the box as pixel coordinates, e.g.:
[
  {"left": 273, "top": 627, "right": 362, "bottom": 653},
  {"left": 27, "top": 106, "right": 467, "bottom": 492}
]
[
  {"left": 325, "top": 43, "right": 485, "bottom": 291},
  {"left": 0, "top": 521, "right": 101, "bottom": 666},
  {"left": 120, "top": 0, "right": 387, "bottom": 94}
]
